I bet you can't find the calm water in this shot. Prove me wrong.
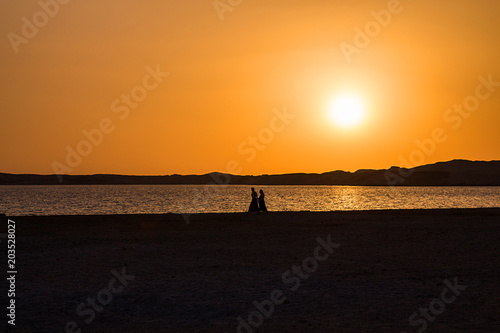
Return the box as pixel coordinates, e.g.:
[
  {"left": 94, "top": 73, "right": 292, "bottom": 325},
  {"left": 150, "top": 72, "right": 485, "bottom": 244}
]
[{"left": 1, "top": 185, "right": 499, "bottom": 216}]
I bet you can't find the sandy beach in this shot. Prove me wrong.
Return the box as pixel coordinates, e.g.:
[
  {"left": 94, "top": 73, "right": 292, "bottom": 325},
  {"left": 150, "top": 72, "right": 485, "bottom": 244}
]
[{"left": 1, "top": 208, "right": 499, "bottom": 332}]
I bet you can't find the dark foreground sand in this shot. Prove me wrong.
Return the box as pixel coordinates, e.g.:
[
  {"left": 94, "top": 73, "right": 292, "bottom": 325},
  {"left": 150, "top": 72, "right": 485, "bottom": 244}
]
[{"left": 1, "top": 209, "right": 499, "bottom": 332}]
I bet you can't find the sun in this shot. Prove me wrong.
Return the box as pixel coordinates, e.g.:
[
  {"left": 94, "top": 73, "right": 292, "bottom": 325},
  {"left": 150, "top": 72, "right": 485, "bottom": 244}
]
[{"left": 328, "top": 93, "right": 366, "bottom": 128}]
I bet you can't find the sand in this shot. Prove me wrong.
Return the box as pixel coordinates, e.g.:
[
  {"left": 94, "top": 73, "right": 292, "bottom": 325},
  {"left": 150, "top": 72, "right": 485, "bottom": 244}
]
[{"left": 1, "top": 208, "right": 499, "bottom": 332}]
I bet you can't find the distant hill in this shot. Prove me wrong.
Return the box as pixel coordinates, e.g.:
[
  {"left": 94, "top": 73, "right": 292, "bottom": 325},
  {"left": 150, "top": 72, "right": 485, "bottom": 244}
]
[{"left": 1, "top": 160, "right": 500, "bottom": 186}]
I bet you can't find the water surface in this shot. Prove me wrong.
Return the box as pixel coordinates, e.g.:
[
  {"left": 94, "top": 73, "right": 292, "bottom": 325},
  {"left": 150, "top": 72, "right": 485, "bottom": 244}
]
[{"left": 1, "top": 185, "right": 499, "bottom": 216}]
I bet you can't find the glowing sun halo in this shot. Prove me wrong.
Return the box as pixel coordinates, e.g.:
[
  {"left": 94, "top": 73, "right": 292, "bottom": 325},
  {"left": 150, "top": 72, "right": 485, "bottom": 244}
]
[{"left": 328, "top": 93, "right": 366, "bottom": 128}]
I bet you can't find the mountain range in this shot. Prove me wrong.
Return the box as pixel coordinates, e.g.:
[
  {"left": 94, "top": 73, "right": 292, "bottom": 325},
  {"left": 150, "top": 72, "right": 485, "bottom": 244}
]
[{"left": 1, "top": 159, "right": 499, "bottom": 186}]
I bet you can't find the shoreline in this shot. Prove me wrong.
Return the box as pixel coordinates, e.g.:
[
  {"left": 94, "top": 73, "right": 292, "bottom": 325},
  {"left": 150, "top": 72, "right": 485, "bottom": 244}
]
[{"left": 5, "top": 206, "right": 500, "bottom": 218}]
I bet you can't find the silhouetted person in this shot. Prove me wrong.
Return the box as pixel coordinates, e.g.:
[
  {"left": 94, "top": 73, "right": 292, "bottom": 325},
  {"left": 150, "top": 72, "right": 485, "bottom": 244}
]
[
  {"left": 248, "top": 188, "right": 259, "bottom": 212},
  {"left": 258, "top": 189, "right": 268, "bottom": 213}
]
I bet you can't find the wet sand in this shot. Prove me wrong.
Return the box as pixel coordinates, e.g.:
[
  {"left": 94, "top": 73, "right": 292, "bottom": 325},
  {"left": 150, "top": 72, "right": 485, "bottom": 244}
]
[{"left": 1, "top": 208, "right": 499, "bottom": 332}]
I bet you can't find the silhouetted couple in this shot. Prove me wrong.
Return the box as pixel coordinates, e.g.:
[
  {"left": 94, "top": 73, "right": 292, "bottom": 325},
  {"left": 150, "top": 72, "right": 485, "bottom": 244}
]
[{"left": 248, "top": 188, "right": 268, "bottom": 213}]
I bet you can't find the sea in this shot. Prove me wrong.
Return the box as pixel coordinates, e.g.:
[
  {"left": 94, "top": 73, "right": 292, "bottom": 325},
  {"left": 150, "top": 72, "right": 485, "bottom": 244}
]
[{"left": 1, "top": 185, "right": 499, "bottom": 216}]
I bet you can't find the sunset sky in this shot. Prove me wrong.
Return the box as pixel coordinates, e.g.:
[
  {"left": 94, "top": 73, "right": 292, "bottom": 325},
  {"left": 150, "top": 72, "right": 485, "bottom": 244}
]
[{"left": 1, "top": 0, "right": 499, "bottom": 176}]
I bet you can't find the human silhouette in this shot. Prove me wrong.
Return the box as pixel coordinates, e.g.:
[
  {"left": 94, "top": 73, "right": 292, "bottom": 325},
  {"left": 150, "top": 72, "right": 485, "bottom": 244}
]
[
  {"left": 248, "top": 188, "right": 259, "bottom": 212},
  {"left": 258, "top": 189, "right": 268, "bottom": 213}
]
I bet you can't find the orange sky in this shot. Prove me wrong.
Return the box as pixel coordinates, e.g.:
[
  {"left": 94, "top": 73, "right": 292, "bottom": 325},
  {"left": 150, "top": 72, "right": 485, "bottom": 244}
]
[{"left": 1, "top": 0, "right": 499, "bottom": 176}]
